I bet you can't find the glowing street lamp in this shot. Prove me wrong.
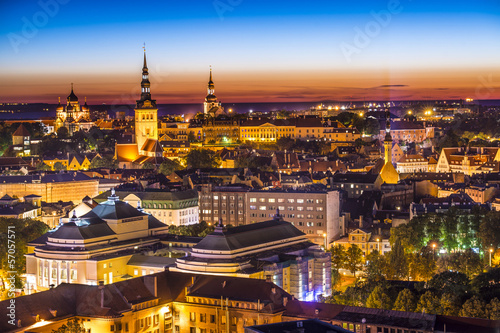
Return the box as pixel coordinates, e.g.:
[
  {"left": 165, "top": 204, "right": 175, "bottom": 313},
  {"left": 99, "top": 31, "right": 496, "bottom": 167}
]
[
  {"left": 377, "top": 238, "right": 380, "bottom": 252},
  {"left": 432, "top": 243, "right": 436, "bottom": 260},
  {"left": 490, "top": 248, "right": 494, "bottom": 267}
]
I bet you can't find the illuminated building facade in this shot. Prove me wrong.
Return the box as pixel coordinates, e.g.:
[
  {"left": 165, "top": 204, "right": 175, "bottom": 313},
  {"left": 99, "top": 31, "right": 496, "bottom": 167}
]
[
  {"left": 25, "top": 190, "right": 170, "bottom": 292},
  {"left": 0, "top": 172, "right": 98, "bottom": 203},
  {"left": 94, "top": 189, "right": 199, "bottom": 226},
  {"left": 55, "top": 84, "right": 91, "bottom": 134},
  {"left": 135, "top": 50, "right": 159, "bottom": 151},
  {"left": 172, "top": 214, "right": 332, "bottom": 301},
  {"left": 199, "top": 185, "right": 341, "bottom": 247}
]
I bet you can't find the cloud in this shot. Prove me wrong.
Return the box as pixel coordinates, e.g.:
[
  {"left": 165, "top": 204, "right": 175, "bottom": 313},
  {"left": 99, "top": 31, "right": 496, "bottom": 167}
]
[{"left": 376, "top": 84, "right": 409, "bottom": 88}]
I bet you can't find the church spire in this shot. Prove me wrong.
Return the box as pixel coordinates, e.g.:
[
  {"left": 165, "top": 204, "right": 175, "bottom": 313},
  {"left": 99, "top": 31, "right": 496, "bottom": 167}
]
[
  {"left": 208, "top": 66, "right": 215, "bottom": 94},
  {"left": 136, "top": 46, "right": 156, "bottom": 109},
  {"left": 384, "top": 111, "right": 392, "bottom": 165}
]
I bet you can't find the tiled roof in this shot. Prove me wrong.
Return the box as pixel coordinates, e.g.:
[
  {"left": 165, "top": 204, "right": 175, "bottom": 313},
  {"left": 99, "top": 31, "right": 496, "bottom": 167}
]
[{"left": 12, "top": 124, "right": 30, "bottom": 136}]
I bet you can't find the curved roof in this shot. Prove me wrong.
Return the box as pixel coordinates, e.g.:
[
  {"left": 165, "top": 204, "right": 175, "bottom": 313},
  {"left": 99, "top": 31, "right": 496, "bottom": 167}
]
[
  {"left": 205, "top": 94, "right": 217, "bottom": 103},
  {"left": 49, "top": 221, "right": 116, "bottom": 240},
  {"left": 67, "top": 86, "right": 78, "bottom": 101},
  {"left": 83, "top": 198, "right": 146, "bottom": 220},
  {"left": 194, "top": 219, "right": 306, "bottom": 252}
]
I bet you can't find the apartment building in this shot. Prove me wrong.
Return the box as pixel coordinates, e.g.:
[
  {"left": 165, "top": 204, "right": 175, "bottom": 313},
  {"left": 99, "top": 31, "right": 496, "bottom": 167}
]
[
  {"left": 198, "top": 184, "right": 341, "bottom": 247},
  {"left": 94, "top": 189, "right": 199, "bottom": 226}
]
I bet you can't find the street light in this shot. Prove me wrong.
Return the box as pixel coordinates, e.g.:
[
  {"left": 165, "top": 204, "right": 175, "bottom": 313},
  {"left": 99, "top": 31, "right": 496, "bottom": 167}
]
[
  {"left": 377, "top": 238, "right": 380, "bottom": 253},
  {"left": 432, "top": 243, "right": 436, "bottom": 260},
  {"left": 490, "top": 248, "right": 494, "bottom": 267}
]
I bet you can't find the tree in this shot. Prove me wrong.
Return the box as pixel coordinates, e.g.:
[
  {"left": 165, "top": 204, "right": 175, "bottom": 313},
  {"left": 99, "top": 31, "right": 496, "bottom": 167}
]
[
  {"left": 364, "top": 250, "right": 387, "bottom": 282},
  {"left": 53, "top": 161, "right": 66, "bottom": 171},
  {"left": 440, "top": 293, "right": 461, "bottom": 316},
  {"left": 141, "top": 162, "right": 154, "bottom": 169},
  {"left": 408, "top": 246, "right": 436, "bottom": 281},
  {"left": 187, "top": 132, "right": 196, "bottom": 142},
  {"left": 56, "top": 126, "right": 69, "bottom": 139},
  {"left": 387, "top": 238, "right": 408, "bottom": 280},
  {"left": 459, "top": 296, "right": 487, "bottom": 319},
  {"left": 158, "top": 159, "right": 182, "bottom": 176},
  {"left": 393, "top": 289, "right": 416, "bottom": 312},
  {"left": 344, "top": 245, "right": 363, "bottom": 277},
  {"left": 416, "top": 291, "right": 441, "bottom": 314},
  {"left": 330, "top": 245, "right": 346, "bottom": 272},
  {"left": 52, "top": 318, "right": 86, "bottom": 333},
  {"left": 487, "top": 297, "right": 500, "bottom": 320},
  {"left": 36, "top": 163, "right": 51, "bottom": 171},
  {"left": 390, "top": 221, "right": 424, "bottom": 254},
  {"left": 89, "top": 156, "right": 118, "bottom": 169},
  {"left": 185, "top": 149, "right": 221, "bottom": 169},
  {"left": 276, "top": 137, "right": 295, "bottom": 151},
  {"left": 366, "top": 285, "right": 392, "bottom": 310},
  {"left": 456, "top": 249, "right": 483, "bottom": 278},
  {"left": 479, "top": 211, "right": 500, "bottom": 251},
  {"left": 0, "top": 218, "right": 48, "bottom": 291},
  {"left": 428, "top": 271, "right": 470, "bottom": 297},
  {"left": 363, "top": 118, "right": 380, "bottom": 136}
]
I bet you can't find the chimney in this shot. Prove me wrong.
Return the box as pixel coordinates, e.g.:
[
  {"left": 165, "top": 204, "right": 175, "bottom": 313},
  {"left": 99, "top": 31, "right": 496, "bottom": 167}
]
[
  {"left": 144, "top": 275, "right": 158, "bottom": 297},
  {"left": 98, "top": 281, "right": 105, "bottom": 308}
]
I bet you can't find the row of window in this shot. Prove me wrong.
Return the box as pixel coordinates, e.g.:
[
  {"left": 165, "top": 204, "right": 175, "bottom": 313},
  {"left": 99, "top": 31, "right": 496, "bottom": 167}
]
[
  {"left": 249, "top": 198, "right": 322, "bottom": 204},
  {"left": 249, "top": 205, "right": 323, "bottom": 211}
]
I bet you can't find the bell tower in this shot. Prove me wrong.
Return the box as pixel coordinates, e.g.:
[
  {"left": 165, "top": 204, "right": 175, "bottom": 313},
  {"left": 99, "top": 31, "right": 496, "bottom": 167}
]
[{"left": 134, "top": 47, "right": 158, "bottom": 150}]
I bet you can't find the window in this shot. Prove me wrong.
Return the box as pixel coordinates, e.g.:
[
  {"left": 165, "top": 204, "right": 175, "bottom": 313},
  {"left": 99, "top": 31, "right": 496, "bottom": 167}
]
[
  {"left": 210, "top": 315, "right": 216, "bottom": 323},
  {"left": 287, "top": 199, "right": 295, "bottom": 203},
  {"left": 250, "top": 198, "right": 256, "bottom": 202},
  {"left": 190, "top": 312, "right": 196, "bottom": 322},
  {"left": 190, "top": 328, "right": 196, "bottom": 333},
  {"left": 268, "top": 198, "right": 276, "bottom": 203},
  {"left": 259, "top": 206, "right": 266, "bottom": 210},
  {"left": 259, "top": 198, "right": 266, "bottom": 202},
  {"left": 200, "top": 313, "right": 206, "bottom": 323},
  {"left": 297, "top": 199, "right": 304, "bottom": 203},
  {"left": 110, "top": 325, "right": 114, "bottom": 332},
  {"left": 250, "top": 205, "right": 257, "bottom": 210}
]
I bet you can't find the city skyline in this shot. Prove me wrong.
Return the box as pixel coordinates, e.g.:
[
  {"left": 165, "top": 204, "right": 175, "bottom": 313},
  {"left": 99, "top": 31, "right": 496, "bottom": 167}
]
[{"left": 1, "top": 0, "right": 499, "bottom": 103}]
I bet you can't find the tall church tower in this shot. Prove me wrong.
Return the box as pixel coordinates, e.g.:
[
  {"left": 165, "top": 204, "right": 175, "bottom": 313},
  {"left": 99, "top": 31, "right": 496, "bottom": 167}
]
[
  {"left": 383, "top": 115, "right": 392, "bottom": 164},
  {"left": 380, "top": 112, "right": 399, "bottom": 184},
  {"left": 134, "top": 49, "right": 158, "bottom": 150},
  {"left": 203, "top": 67, "right": 223, "bottom": 115}
]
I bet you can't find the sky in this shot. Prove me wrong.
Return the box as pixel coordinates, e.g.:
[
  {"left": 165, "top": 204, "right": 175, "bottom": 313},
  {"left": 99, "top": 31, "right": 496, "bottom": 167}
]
[{"left": 0, "top": 0, "right": 499, "bottom": 104}]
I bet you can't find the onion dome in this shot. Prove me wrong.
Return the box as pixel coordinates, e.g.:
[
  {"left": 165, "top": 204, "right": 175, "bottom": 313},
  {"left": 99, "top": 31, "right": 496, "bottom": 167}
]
[{"left": 67, "top": 83, "right": 78, "bottom": 102}]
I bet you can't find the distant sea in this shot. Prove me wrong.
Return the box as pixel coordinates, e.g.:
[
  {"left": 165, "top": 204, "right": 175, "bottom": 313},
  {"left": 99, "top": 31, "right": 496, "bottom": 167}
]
[{"left": 0, "top": 100, "right": 499, "bottom": 120}]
